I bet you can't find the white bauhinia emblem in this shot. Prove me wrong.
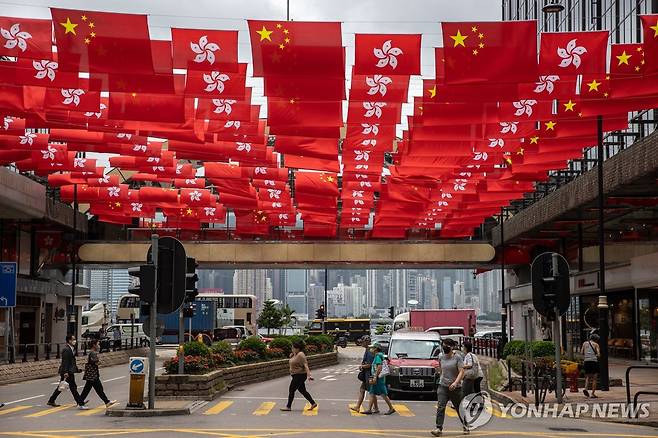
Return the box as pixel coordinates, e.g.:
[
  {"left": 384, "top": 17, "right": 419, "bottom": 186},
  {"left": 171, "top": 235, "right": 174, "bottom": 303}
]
[
  {"left": 557, "top": 39, "right": 587, "bottom": 69},
  {"left": 363, "top": 101, "right": 386, "bottom": 119},
  {"left": 373, "top": 40, "right": 403, "bottom": 69},
  {"left": 117, "top": 133, "right": 132, "bottom": 140},
  {"left": 73, "top": 157, "right": 87, "bottom": 168},
  {"left": 147, "top": 157, "right": 159, "bottom": 163},
  {"left": 278, "top": 213, "right": 288, "bottom": 220},
  {"left": 442, "top": 192, "right": 453, "bottom": 199},
  {"left": 176, "top": 164, "right": 183, "bottom": 174},
  {"left": 513, "top": 99, "right": 537, "bottom": 117},
  {"left": 453, "top": 179, "right": 467, "bottom": 191},
  {"left": 224, "top": 120, "right": 240, "bottom": 129},
  {"left": 359, "top": 181, "right": 372, "bottom": 188},
  {"left": 1, "top": 23, "right": 32, "bottom": 52},
  {"left": 152, "top": 166, "right": 165, "bottom": 172},
  {"left": 255, "top": 167, "right": 266, "bottom": 175},
  {"left": 133, "top": 144, "right": 147, "bottom": 153},
  {"left": 190, "top": 35, "right": 220, "bottom": 65},
  {"left": 98, "top": 175, "right": 110, "bottom": 184},
  {"left": 459, "top": 172, "right": 472, "bottom": 178},
  {"left": 353, "top": 199, "right": 365, "bottom": 206},
  {"left": 352, "top": 190, "right": 364, "bottom": 198},
  {"left": 437, "top": 200, "right": 449, "bottom": 207},
  {"left": 366, "top": 75, "right": 392, "bottom": 96},
  {"left": 185, "top": 178, "right": 197, "bottom": 185},
  {"left": 351, "top": 217, "right": 361, "bottom": 223},
  {"left": 361, "top": 139, "right": 377, "bottom": 147},
  {"left": 84, "top": 102, "right": 106, "bottom": 119},
  {"left": 264, "top": 180, "right": 275, "bottom": 186},
  {"left": 61, "top": 88, "right": 85, "bottom": 107},
  {"left": 189, "top": 190, "right": 202, "bottom": 202},
  {"left": 203, "top": 71, "right": 230, "bottom": 93},
  {"left": 356, "top": 174, "right": 367, "bottom": 180},
  {"left": 204, "top": 207, "right": 216, "bottom": 216},
  {"left": 131, "top": 202, "right": 143, "bottom": 212},
  {"left": 352, "top": 208, "right": 362, "bottom": 213},
  {"left": 236, "top": 142, "right": 251, "bottom": 152},
  {"left": 534, "top": 75, "right": 560, "bottom": 94},
  {"left": 267, "top": 189, "right": 281, "bottom": 199},
  {"left": 354, "top": 150, "right": 369, "bottom": 161},
  {"left": 19, "top": 132, "right": 37, "bottom": 145},
  {"left": 499, "top": 122, "right": 518, "bottom": 134},
  {"left": 40, "top": 145, "right": 56, "bottom": 160},
  {"left": 33, "top": 60, "right": 58, "bottom": 81},
  {"left": 2, "top": 116, "right": 13, "bottom": 130},
  {"left": 474, "top": 151, "right": 488, "bottom": 161},
  {"left": 212, "top": 98, "right": 236, "bottom": 115},
  {"left": 272, "top": 202, "right": 282, "bottom": 208},
  {"left": 356, "top": 164, "right": 369, "bottom": 170},
  {"left": 488, "top": 138, "right": 504, "bottom": 148},
  {"left": 107, "top": 187, "right": 120, "bottom": 197},
  {"left": 361, "top": 123, "right": 379, "bottom": 135}
]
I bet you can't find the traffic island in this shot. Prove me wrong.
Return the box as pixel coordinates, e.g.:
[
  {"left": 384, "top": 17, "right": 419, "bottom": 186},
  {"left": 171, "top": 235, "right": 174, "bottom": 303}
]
[{"left": 106, "top": 400, "right": 206, "bottom": 417}]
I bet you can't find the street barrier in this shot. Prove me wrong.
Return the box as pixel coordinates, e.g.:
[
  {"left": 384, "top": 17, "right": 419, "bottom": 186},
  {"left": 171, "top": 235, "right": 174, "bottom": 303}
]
[{"left": 625, "top": 365, "right": 658, "bottom": 418}]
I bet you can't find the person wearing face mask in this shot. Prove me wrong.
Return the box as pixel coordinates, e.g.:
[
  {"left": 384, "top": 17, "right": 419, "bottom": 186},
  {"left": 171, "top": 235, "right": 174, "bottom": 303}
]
[
  {"left": 431, "top": 339, "right": 467, "bottom": 437},
  {"left": 47, "top": 334, "right": 88, "bottom": 409}
]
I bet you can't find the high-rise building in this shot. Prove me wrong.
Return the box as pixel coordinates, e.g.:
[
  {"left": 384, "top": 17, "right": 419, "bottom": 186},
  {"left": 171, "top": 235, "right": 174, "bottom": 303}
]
[
  {"left": 441, "top": 276, "right": 454, "bottom": 309},
  {"left": 88, "top": 269, "right": 130, "bottom": 317},
  {"left": 453, "top": 281, "right": 465, "bottom": 308},
  {"left": 233, "top": 270, "right": 267, "bottom": 309}
]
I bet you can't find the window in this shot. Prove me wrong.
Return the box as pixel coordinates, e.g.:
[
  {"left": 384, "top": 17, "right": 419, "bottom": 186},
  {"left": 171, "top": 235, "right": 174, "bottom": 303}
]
[{"left": 389, "top": 339, "right": 441, "bottom": 359}]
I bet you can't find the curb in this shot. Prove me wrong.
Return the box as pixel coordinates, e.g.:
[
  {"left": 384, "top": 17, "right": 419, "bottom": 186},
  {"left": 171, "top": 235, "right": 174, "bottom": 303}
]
[{"left": 106, "top": 406, "right": 191, "bottom": 417}]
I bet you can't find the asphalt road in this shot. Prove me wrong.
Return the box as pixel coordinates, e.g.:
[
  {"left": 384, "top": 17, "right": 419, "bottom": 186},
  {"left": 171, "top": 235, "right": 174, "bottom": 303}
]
[{"left": 0, "top": 346, "right": 656, "bottom": 437}]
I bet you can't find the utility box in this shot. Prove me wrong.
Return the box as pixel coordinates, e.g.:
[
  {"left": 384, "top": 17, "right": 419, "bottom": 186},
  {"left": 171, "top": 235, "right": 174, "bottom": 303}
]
[{"left": 127, "top": 357, "right": 147, "bottom": 409}]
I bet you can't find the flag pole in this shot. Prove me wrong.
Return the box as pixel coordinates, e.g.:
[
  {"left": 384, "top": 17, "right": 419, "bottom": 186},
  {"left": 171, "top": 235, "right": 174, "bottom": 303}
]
[{"left": 596, "top": 115, "right": 609, "bottom": 391}]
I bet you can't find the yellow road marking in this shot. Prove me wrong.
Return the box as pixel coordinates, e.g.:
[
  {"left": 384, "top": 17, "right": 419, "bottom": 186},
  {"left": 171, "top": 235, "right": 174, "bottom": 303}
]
[
  {"left": 446, "top": 406, "right": 459, "bottom": 417},
  {"left": 348, "top": 404, "right": 365, "bottom": 416},
  {"left": 392, "top": 404, "right": 414, "bottom": 417},
  {"left": 203, "top": 400, "right": 233, "bottom": 415},
  {"left": 302, "top": 403, "right": 318, "bottom": 416},
  {"left": 77, "top": 404, "right": 106, "bottom": 416},
  {"left": 0, "top": 405, "right": 32, "bottom": 415},
  {"left": 24, "top": 404, "right": 73, "bottom": 418},
  {"left": 253, "top": 401, "right": 275, "bottom": 416}
]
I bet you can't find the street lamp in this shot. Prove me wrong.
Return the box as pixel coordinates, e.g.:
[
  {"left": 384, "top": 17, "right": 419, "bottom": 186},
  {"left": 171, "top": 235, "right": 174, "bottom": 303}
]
[
  {"left": 597, "top": 295, "right": 610, "bottom": 390},
  {"left": 542, "top": 0, "right": 564, "bottom": 13}
]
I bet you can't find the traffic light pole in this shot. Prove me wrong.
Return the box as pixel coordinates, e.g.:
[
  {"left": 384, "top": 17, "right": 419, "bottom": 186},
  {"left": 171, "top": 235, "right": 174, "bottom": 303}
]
[
  {"left": 323, "top": 268, "right": 328, "bottom": 335},
  {"left": 148, "top": 234, "right": 158, "bottom": 410},
  {"left": 178, "top": 307, "right": 184, "bottom": 374},
  {"left": 551, "top": 253, "right": 563, "bottom": 404}
]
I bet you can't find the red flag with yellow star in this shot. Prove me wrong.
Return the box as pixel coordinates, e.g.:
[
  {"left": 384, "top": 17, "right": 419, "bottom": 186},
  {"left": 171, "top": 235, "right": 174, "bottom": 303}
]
[
  {"left": 294, "top": 171, "right": 339, "bottom": 196},
  {"left": 641, "top": 15, "right": 658, "bottom": 74},
  {"left": 610, "top": 43, "right": 645, "bottom": 77},
  {"left": 51, "top": 8, "right": 154, "bottom": 74},
  {"left": 441, "top": 20, "right": 537, "bottom": 84}
]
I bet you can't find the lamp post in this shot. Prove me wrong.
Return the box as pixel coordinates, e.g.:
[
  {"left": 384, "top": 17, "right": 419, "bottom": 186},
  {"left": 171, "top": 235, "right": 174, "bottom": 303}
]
[{"left": 597, "top": 295, "right": 610, "bottom": 391}]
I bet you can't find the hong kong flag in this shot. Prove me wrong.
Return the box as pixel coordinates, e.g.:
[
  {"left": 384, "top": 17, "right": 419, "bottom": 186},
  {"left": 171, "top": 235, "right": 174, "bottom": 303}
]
[
  {"left": 0, "top": 16, "right": 52, "bottom": 60},
  {"left": 641, "top": 15, "right": 658, "bottom": 74},
  {"left": 171, "top": 28, "right": 238, "bottom": 70},
  {"left": 539, "top": 31, "right": 608, "bottom": 75},
  {"left": 353, "top": 34, "right": 421, "bottom": 75},
  {"left": 441, "top": 20, "right": 537, "bottom": 84}
]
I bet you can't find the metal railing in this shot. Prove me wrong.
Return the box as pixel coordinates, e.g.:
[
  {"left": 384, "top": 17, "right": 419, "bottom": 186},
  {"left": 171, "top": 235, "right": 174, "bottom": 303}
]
[
  {"left": 458, "top": 336, "right": 500, "bottom": 359},
  {"left": 625, "top": 365, "right": 658, "bottom": 418},
  {"left": 3, "top": 337, "right": 148, "bottom": 364}
]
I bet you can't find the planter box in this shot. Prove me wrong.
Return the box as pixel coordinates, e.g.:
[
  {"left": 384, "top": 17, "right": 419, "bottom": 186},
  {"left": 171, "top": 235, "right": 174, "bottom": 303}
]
[{"left": 155, "top": 352, "right": 338, "bottom": 400}]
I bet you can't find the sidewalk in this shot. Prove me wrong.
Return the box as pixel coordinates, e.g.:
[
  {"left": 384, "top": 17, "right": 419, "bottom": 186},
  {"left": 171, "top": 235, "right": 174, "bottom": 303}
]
[{"left": 485, "top": 356, "right": 658, "bottom": 427}]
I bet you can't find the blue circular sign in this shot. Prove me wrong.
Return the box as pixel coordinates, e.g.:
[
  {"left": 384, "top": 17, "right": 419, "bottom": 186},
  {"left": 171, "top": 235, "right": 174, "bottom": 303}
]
[{"left": 130, "top": 358, "right": 145, "bottom": 374}]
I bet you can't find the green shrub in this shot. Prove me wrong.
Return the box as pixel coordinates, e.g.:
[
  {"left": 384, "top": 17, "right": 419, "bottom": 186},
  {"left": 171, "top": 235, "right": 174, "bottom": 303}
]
[
  {"left": 287, "top": 335, "right": 306, "bottom": 346},
  {"left": 306, "top": 335, "right": 333, "bottom": 353},
  {"left": 265, "top": 347, "right": 286, "bottom": 359},
  {"left": 182, "top": 341, "right": 210, "bottom": 357},
  {"left": 531, "top": 341, "right": 555, "bottom": 358},
  {"left": 502, "top": 340, "right": 525, "bottom": 359},
  {"left": 210, "top": 340, "right": 234, "bottom": 358},
  {"left": 238, "top": 336, "right": 267, "bottom": 358},
  {"left": 268, "top": 337, "right": 293, "bottom": 356}
]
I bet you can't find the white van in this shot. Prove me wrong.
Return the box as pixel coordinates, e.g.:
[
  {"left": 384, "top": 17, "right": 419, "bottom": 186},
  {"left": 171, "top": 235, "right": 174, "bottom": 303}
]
[{"left": 106, "top": 323, "right": 150, "bottom": 346}]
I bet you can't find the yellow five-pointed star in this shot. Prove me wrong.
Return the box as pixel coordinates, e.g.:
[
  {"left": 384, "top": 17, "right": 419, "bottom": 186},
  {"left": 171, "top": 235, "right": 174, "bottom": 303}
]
[
  {"left": 60, "top": 17, "right": 78, "bottom": 35},
  {"left": 327, "top": 176, "right": 335, "bottom": 183},
  {"left": 256, "top": 26, "right": 273, "bottom": 42},
  {"left": 529, "top": 136, "right": 539, "bottom": 144},
  {"left": 650, "top": 21, "right": 658, "bottom": 37},
  {"left": 563, "top": 100, "right": 576, "bottom": 111},
  {"left": 545, "top": 121, "right": 556, "bottom": 131},
  {"left": 428, "top": 85, "right": 437, "bottom": 98},
  {"left": 450, "top": 30, "right": 468, "bottom": 48},
  {"left": 516, "top": 148, "right": 524, "bottom": 155},
  {"left": 616, "top": 50, "right": 632, "bottom": 66},
  {"left": 587, "top": 79, "right": 601, "bottom": 92}
]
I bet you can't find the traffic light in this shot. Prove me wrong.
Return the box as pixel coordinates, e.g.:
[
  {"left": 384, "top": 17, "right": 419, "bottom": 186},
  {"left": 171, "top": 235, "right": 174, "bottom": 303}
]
[
  {"left": 388, "top": 306, "right": 395, "bottom": 319},
  {"left": 316, "top": 304, "right": 325, "bottom": 320},
  {"left": 182, "top": 303, "right": 195, "bottom": 318},
  {"left": 128, "top": 264, "right": 156, "bottom": 303},
  {"left": 185, "top": 257, "right": 199, "bottom": 303}
]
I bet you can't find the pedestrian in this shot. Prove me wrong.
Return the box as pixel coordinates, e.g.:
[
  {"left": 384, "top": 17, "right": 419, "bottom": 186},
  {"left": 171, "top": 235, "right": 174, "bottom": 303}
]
[
  {"left": 280, "top": 340, "right": 317, "bottom": 412},
  {"left": 79, "top": 339, "right": 117, "bottom": 408},
  {"left": 362, "top": 342, "right": 395, "bottom": 415},
  {"left": 113, "top": 326, "right": 121, "bottom": 350},
  {"left": 461, "top": 341, "right": 484, "bottom": 397},
  {"left": 47, "top": 334, "right": 88, "bottom": 409},
  {"left": 581, "top": 333, "right": 601, "bottom": 398},
  {"left": 350, "top": 336, "right": 379, "bottom": 414},
  {"left": 431, "top": 339, "right": 467, "bottom": 437}
]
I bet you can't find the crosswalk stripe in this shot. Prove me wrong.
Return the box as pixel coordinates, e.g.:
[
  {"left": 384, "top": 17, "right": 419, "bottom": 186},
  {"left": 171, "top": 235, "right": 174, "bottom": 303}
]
[
  {"left": 203, "top": 400, "right": 233, "bottom": 415},
  {"left": 446, "top": 406, "right": 459, "bottom": 417},
  {"left": 25, "top": 404, "right": 73, "bottom": 418},
  {"left": 348, "top": 404, "right": 365, "bottom": 416},
  {"left": 303, "top": 403, "right": 318, "bottom": 416},
  {"left": 488, "top": 405, "right": 505, "bottom": 418},
  {"left": 0, "top": 405, "right": 32, "bottom": 416},
  {"left": 393, "top": 404, "right": 414, "bottom": 417},
  {"left": 253, "top": 402, "right": 275, "bottom": 416},
  {"left": 77, "top": 404, "right": 106, "bottom": 416}
]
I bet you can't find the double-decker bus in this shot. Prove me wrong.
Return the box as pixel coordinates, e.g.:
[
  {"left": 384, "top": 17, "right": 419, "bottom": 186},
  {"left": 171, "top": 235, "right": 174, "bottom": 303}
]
[
  {"left": 116, "top": 294, "right": 140, "bottom": 322},
  {"left": 308, "top": 318, "right": 370, "bottom": 342}
]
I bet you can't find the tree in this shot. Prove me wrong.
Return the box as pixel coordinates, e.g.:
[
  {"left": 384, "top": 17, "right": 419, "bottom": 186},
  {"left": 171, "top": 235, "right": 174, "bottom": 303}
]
[
  {"left": 279, "top": 305, "right": 296, "bottom": 334},
  {"left": 257, "top": 300, "right": 283, "bottom": 335}
]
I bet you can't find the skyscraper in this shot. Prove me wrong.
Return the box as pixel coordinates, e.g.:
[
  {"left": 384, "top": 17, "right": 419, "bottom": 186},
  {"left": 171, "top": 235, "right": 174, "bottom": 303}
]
[
  {"left": 233, "top": 270, "right": 267, "bottom": 309},
  {"left": 88, "top": 269, "right": 130, "bottom": 317}
]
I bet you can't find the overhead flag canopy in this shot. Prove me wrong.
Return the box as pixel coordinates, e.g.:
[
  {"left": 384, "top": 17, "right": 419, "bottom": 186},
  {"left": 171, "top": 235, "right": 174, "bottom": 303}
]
[{"left": 1, "top": 9, "right": 658, "bottom": 239}]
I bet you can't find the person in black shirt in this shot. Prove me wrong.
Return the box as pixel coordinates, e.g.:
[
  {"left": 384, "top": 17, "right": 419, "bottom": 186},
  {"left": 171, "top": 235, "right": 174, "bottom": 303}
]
[{"left": 350, "top": 336, "right": 378, "bottom": 414}]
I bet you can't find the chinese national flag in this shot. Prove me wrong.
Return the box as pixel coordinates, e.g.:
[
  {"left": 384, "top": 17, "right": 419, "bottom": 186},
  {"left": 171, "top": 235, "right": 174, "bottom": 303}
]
[
  {"left": 109, "top": 92, "right": 186, "bottom": 124},
  {"left": 50, "top": 8, "right": 154, "bottom": 74},
  {"left": 353, "top": 34, "right": 421, "bottom": 75},
  {"left": 171, "top": 28, "right": 238, "bottom": 70},
  {"left": 539, "top": 31, "right": 608, "bottom": 75},
  {"left": 275, "top": 136, "right": 338, "bottom": 160},
  {"left": 610, "top": 44, "right": 645, "bottom": 77},
  {"left": 441, "top": 20, "right": 537, "bottom": 84},
  {"left": 641, "top": 15, "right": 658, "bottom": 74},
  {"left": 267, "top": 98, "right": 342, "bottom": 128},
  {"left": 247, "top": 20, "right": 344, "bottom": 78},
  {"left": 294, "top": 171, "right": 339, "bottom": 196},
  {"left": 0, "top": 16, "right": 52, "bottom": 60}
]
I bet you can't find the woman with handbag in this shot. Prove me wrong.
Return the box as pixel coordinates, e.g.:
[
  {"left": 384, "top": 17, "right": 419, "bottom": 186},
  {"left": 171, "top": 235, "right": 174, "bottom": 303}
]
[
  {"left": 581, "top": 333, "right": 601, "bottom": 398},
  {"left": 351, "top": 336, "right": 378, "bottom": 414},
  {"left": 280, "top": 340, "right": 317, "bottom": 412},
  {"left": 461, "top": 341, "right": 483, "bottom": 397},
  {"left": 79, "top": 339, "right": 117, "bottom": 408},
  {"left": 362, "top": 342, "right": 395, "bottom": 415}
]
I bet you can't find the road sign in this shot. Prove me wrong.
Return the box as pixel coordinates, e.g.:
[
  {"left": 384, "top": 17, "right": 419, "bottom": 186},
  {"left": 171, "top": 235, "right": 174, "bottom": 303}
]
[
  {"left": 531, "top": 252, "right": 570, "bottom": 319},
  {"left": 147, "top": 237, "right": 186, "bottom": 314},
  {"left": 0, "top": 262, "right": 17, "bottom": 308},
  {"left": 129, "top": 357, "right": 147, "bottom": 375}
]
